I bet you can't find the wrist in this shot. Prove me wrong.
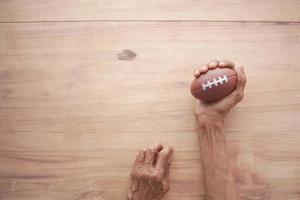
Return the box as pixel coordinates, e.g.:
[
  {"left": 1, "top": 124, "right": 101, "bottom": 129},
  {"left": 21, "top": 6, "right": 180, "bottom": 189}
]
[{"left": 196, "top": 111, "right": 225, "bottom": 126}]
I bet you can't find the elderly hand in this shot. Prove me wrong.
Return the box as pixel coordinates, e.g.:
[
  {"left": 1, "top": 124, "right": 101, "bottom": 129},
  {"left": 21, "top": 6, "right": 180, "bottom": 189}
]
[
  {"left": 193, "top": 60, "right": 247, "bottom": 123},
  {"left": 127, "top": 143, "right": 173, "bottom": 200}
]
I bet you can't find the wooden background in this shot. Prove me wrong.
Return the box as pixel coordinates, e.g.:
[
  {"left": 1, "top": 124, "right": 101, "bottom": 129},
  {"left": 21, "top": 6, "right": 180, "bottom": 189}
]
[{"left": 0, "top": 1, "right": 300, "bottom": 199}]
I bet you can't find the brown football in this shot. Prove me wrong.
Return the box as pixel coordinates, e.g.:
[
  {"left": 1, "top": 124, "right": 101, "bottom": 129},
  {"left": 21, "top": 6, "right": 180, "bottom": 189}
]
[{"left": 191, "top": 67, "right": 238, "bottom": 102}]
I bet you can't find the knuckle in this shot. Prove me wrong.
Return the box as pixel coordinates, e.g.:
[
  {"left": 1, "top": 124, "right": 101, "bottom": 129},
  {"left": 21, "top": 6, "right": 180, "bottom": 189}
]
[
  {"left": 160, "top": 152, "right": 168, "bottom": 159},
  {"left": 153, "top": 170, "right": 164, "bottom": 182},
  {"left": 140, "top": 171, "right": 150, "bottom": 180}
]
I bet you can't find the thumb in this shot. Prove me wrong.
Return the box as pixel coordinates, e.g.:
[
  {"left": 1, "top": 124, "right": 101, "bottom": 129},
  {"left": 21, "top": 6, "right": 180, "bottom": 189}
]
[
  {"left": 235, "top": 66, "right": 247, "bottom": 92},
  {"left": 213, "top": 66, "right": 247, "bottom": 113}
]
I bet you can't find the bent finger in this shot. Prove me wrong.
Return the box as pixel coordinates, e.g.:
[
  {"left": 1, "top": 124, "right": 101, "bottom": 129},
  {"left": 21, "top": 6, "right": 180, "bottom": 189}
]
[
  {"left": 134, "top": 150, "right": 146, "bottom": 167},
  {"left": 153, "top": 142, "right": 163, "bottom": 152},
  {"left": 193, "top": 69, "right": 201, "bottom": 78},
  {"left": 208, "top": 59, "right": 219, "bottom": 69},
  {"left": 145, "top": 148, "right": 156, "bottom": 166},
  {"left": 145, "top": 143, "right": 164, "bottom": 166},
  {"left": 200, "top": 64, "right": 209, "bottom": 74},
  {"left": 219, "top": 60, "right": 235, "bottom": 69},
  {"left": 155, "top": 146, "right": 173, "bottom": 172}
]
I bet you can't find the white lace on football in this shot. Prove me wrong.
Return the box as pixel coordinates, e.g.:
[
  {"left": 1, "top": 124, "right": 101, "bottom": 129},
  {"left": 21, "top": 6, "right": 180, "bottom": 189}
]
[{"left": 202, "top": 75, "right": 228, "bottom": 91}]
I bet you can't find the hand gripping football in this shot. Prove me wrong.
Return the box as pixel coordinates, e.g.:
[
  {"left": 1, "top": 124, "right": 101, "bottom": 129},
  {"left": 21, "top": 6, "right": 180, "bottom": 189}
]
[{"left": 191, "top": 67, "right": 238, "bottom": 102}]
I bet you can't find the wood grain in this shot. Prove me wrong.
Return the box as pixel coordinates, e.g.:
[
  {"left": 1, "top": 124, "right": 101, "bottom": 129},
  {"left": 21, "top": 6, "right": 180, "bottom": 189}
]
[
  {"left": 0, "top": 21, "right": 300, "bottom": 199},
  {"left": 1, "top": 0, "right": 300, "bottom": 22}
]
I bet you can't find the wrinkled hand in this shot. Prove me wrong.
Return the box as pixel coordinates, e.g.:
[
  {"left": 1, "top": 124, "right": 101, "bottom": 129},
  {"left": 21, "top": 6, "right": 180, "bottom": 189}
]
[
  {"left": 193, "top": 60, "right": 247, "bottom": 122},
  {"left": 128, "top": 144, "right": 173, "bottom": 200}
]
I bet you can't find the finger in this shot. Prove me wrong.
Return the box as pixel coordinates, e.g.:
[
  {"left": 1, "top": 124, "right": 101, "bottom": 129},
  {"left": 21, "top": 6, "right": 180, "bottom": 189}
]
[
  {"left": 153, "top": 142, "right": 163, "bottom": 152},
  {"left": 208, "top": 59, "right": 219, "bottom": 69},
  {"left": 219, "top": 60, "right": 235, "bottom": 69},
  {"left": 161, "top": 148, "right": 172, "bottom": 183},
  {"left": 200, "top": 64, "right": 209, "bottom": 74},
  {"left": 155, "top": 146, "right": 173, "bottom": 171},
  {"left": 133, "top": 150, "right": 146, "bottom": 170},
  {"left": 161, "top": 166, "right": 171, "bottom": 192},
  {"left": 145, "top": 143, "right": 164, "bottom": 166},
  {"left": 193, "top": 69, "right": 201, "bottom": 78},
  {"left": 194, "top": 64, "right": 208, "bottom": 78},
  {"left": 152, "top": 143, "right": 163, "bottom": 165},
  {"left": 145, "top": 148, "right": 156, "bottom": 166}
]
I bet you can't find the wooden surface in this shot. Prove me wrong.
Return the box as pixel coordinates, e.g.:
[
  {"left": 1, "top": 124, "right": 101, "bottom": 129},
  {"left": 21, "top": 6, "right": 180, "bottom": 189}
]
[
  {"left": 0, "top": 1, "right": 300, "bottom": 200},
  {"left": 1, "top": 0, "right": 300, "bottom": 22}
]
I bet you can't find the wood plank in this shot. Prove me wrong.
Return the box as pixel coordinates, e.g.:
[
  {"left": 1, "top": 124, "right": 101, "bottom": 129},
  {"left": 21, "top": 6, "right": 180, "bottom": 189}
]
[
  {"left": 0, "top": 22, "right": 300, "bottom": 200},
  {"left": 1, "top": 0, "right": 300, "bottom": 22}
]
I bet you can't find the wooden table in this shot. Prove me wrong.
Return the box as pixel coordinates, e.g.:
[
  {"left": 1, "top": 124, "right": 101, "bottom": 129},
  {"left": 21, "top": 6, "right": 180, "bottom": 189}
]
[{"left": 0, "top": 1, "right": 300, "bottom": 199}]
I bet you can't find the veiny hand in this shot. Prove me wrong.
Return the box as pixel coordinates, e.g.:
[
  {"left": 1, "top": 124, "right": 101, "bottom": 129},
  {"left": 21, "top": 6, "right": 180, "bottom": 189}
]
[
  {"left": 127, "top": 144, "right": 173, "bottom": 200},
  {"left": 193, "top": 60, "right": 247, "bottom": 123}
]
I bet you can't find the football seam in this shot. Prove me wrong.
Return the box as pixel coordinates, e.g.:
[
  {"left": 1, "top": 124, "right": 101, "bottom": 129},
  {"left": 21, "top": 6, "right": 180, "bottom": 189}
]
[{"left": 192, "top": 74, "right": 237, "bottom": 94}]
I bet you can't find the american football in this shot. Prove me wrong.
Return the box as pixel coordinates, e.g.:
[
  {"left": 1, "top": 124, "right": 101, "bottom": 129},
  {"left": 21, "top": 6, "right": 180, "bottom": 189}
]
[{"left": 191, "top": 67, "right": 238, "bottom": 102}]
